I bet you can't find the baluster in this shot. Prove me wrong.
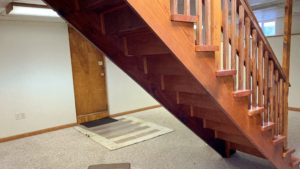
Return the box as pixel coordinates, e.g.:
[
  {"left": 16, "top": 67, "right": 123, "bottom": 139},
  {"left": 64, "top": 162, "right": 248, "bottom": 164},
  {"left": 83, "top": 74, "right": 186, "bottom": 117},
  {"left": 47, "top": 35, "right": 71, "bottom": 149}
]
[
  {"left": 245, "top": 17, "right": 251, "bottom": 91},
  {"left": 279, "top": 78, "right": 283, "bottom": 135},
  {"left": 258, "top": 42, "right": 264, "bottom": 124},
  {"left": 231, "top": 0, "right": 237, "bottom": 72},
  {"left": 258, "top": 41, "right": 264, "bottom": 121},
  {"left": 171, "top": 0, "right": 178, "bottom": 15},
  {"left": 222, "top": 0, "right": 229, "bottom": 69},
  {"left": 238, "top": 5, "right": 245, "bottom": 90},
  {"left": 274, "top": 70, "right": 279, "bottom": 136},
  {"left": 269, "top": 61, "right": 274, "bottom": 124},
  {"left": 211, "top": 0, "right": 221, "bottom": 70},
  {"left": 264, "top": 51, "right": 269, "bottom": 124},
  {"left": 205, "top": 0, "right": 211, "bottom": 45},
  {"left": 184, "top": 0, "right": 190, "bottom": 16},
  {"left": 251, "top": 29, "right": 258, "bottom": 108},
  {"left": 197, "top": 0, "right": 203, "bottom": 45}
]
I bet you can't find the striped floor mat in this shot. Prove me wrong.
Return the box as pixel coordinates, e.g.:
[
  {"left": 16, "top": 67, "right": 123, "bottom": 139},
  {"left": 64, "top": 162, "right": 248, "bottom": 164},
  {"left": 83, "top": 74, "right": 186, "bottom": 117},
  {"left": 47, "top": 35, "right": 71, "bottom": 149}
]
[{"left": 74, "top": 116, "right": 173, "bottom": 150}]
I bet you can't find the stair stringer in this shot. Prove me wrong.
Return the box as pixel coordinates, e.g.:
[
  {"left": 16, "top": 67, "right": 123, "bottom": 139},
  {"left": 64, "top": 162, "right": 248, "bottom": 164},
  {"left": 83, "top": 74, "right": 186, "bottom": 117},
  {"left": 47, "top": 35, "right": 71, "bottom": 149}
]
[
  {"left": 126, "top": 0, "right": 292, "bottom": 168},
  {"left": 42, "top": 0, "right": 240, "bottom": 157}
]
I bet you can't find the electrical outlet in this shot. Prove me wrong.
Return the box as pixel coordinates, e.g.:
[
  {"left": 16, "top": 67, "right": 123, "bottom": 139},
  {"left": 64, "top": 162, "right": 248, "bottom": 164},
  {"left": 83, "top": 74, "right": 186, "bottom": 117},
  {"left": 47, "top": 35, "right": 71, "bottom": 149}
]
[
  {"left": 20, "top": 113, "right": 26, "bottom": 119},
  {"left": 15, "top": 113, "right": 26, "bottom": 120}
]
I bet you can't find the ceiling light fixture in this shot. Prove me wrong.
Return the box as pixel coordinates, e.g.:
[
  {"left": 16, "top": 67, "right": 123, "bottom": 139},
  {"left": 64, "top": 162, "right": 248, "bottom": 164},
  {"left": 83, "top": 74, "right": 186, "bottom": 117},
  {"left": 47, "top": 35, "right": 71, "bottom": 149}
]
[{"left": 6, "top": 2, "right": 59, "bottom": 17}]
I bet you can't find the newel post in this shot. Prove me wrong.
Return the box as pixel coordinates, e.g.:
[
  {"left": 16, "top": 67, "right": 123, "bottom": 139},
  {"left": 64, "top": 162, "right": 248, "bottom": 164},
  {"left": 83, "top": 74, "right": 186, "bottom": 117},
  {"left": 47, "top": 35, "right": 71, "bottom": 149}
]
[{"left": 282, "top": 0, "right": 293, "bottom": 148}]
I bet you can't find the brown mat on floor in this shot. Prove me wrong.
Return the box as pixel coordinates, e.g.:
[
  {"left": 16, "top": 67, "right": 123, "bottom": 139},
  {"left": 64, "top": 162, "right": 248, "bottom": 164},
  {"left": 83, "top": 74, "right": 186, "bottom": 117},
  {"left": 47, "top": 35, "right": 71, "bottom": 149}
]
[{"left": 88, "top": 163, "right": 130, "bottom": 169}]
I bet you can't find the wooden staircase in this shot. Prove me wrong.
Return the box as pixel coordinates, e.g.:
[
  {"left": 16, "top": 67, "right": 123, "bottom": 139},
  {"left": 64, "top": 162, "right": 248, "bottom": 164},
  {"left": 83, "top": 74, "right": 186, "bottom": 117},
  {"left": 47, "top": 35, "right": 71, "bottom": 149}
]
[{"left": 42, "top": 0, "right": 299, "bottom": 168}]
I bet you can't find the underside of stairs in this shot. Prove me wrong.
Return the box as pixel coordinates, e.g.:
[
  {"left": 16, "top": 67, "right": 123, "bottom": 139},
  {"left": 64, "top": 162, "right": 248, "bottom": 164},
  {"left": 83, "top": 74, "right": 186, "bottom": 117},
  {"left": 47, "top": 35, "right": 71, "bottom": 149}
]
[{"left": 42, "top": 0, "right": 299, "bottom": 168}]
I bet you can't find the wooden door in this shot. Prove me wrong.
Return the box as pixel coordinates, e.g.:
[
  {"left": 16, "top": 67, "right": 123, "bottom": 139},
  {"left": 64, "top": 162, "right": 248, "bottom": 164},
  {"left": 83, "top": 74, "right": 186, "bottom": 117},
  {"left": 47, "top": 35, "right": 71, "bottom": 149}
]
[{"left": 68, "top": 27, "right": 109, "bottom": 124}]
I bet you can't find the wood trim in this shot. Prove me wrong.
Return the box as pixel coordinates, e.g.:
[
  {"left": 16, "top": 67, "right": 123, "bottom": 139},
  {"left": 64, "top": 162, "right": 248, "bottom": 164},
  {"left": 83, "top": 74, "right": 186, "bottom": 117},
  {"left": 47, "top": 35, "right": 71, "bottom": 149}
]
[
  {"left": 0, "top": 123, "right": 77, "bottom": 143},
  {"left": 288, "top": 107, "right": 300, "bottom": 112},
  {"left": 110, "top": 105, "right": 162, "bottom": 117},
  {"left": 77, "top": 110, "right": 109, "bottom": 124}
]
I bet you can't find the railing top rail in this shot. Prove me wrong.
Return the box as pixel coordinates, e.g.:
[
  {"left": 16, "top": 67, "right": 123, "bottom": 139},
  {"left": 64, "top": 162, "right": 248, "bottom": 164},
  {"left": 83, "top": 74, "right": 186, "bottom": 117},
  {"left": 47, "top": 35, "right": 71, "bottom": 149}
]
[{"left": 237, "top": 0, "right": 287, "bottom": 81}]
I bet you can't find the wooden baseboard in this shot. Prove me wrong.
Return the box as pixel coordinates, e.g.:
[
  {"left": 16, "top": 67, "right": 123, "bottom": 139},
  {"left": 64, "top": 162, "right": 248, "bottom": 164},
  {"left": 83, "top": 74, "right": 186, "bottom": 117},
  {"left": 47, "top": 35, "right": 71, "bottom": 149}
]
[
  {"left": 110, "top": 105, "right": 162, "bottom": 118},
  {"left": 288, "top": 107, "right": 300, "bottom": 112},
  {"left": 0, "top": 123, "right": 77, "bottom": 143}
]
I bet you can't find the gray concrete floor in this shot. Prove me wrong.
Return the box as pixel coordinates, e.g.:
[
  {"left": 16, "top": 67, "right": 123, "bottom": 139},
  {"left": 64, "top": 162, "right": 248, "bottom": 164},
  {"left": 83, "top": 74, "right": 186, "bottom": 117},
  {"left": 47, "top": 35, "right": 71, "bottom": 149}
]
[{"left": 0, "top": 107, "right": 299, "bottom": 169}]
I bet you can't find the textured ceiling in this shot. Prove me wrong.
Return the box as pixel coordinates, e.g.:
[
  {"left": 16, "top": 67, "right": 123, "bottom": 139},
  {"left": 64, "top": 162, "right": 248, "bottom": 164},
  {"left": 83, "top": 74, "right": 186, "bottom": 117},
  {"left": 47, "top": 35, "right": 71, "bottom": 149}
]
[{"left": 248, "top": 0, "right": 300, "bottom": 21}]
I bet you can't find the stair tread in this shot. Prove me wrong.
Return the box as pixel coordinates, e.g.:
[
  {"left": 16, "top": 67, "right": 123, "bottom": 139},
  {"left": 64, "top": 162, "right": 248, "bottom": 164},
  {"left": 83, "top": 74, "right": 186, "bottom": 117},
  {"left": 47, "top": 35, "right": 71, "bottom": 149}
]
[
  {"left": 233, "top": 90, "right": 252, "bottom": 97},
  {"left": 261, "top": 122, "right": 275, "bottom": 132},
  {"left": 170, "top": 14, "right": 198, "bottom": 23},
  {"left": 272, "top": 135, "right": 286, "bottom": 145},
  {"left": 248, "top": 107, "right": 264, "bottom": 116},
  {"left": 216, "top": 69, "right": 237, "bottom": 77},
  {"left": 195, "top": 45, "right": 219, "bottom": 52},
  {"left": 283, "top": 148, "right": 296, "bottom": 158}
]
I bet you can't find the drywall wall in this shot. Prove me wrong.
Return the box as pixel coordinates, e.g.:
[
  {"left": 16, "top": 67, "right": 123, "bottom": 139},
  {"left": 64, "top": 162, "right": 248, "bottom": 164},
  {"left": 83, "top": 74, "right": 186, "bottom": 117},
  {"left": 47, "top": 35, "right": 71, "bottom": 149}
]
[
  {"left": 0, "top": 18, "right": 160, "bottom": 138},
  {"left": 275, "top": 15, "right": 300, "bottom": 35},
  {"left": 0, "top": 20, "right": 76, "bottom": 138},
  {"left": 267, "top": 35, "right": 300, "bottom": 108},
  {"left": 104, "top": 57, "right": 159, "bottom": 115}
]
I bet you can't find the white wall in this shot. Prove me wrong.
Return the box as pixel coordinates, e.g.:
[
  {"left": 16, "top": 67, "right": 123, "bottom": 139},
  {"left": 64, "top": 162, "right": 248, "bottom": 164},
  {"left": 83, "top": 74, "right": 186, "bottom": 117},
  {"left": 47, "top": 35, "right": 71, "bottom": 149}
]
[
  {"left": 0, "top": 20, "right": 77, "bottom": 138},
  {"left": 267, "top": 35, "right": 300, "bottom": 108},
  {"left": 0, "top": 18, "right": 159, "bottom": 138},
  {"left": 104, "top": 57, "right": 159, "bottom": 115},
  {"left": 275, "top": 16, "right": 300, "bottom": 35}
]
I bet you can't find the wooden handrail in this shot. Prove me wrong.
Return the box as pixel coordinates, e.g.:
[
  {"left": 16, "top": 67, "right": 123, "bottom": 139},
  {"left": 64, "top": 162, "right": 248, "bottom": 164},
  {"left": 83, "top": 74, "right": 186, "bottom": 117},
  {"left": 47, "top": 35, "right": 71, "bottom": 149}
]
[{"left": 239, "top": 0, "right": 287, "bottom": 82}]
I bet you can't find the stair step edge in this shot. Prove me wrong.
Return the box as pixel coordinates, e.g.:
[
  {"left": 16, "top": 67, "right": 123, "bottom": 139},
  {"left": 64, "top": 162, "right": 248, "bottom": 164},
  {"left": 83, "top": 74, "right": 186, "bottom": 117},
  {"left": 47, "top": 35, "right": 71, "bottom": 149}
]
[
  {"left": 283, "top": 148, "right": 296, "bottom": 158},
  {"left": 195, "top": 45, "right": 219, "bottom": 52},
  {"left": 233, "top": 90, "right": 252, "bottom": 98},
  {"left": 170, "top": 14, "right": 198, "bottom": 23},
  {"left": 248, "top": 107, "right": 264, "bottom": 116},
  {"left": 216, "top": 69, "right": 237, "bottom": 77},
  {"left": 272, "top": 135, "right": 286, "bottom": 145},
  {"left": 261, "top": 122, "right": 275, "bottom": 132}
]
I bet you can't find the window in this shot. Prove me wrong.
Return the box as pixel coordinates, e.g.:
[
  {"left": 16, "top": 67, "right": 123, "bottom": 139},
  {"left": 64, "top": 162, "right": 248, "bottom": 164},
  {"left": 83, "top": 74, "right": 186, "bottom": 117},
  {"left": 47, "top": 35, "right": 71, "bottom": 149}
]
[{"left": 258, "top": 21, "right": 276, "bottom": 36}]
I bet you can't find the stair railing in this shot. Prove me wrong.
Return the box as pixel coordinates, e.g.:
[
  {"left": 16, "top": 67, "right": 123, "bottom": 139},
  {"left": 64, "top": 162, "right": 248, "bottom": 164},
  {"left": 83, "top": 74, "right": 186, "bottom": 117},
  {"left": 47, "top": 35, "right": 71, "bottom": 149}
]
[
  {"left": 170, "top": 0, "right": 289, "bottom": 144},
  {"left": 221, "top": 0, "right": 288, "bottom": 141},
  {"left": 170, "top": 0, "right": 212, "bottom": 46}
]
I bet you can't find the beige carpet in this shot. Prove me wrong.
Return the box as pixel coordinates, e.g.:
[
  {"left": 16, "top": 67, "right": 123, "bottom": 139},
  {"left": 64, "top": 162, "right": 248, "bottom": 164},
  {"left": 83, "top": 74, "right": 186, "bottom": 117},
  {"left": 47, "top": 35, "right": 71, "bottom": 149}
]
[
  {"left": 0, "top": 108, "right": 299, "bottom": 169},
  {"left": 75, "top": 116, "right": 173, "bottom": 150}
]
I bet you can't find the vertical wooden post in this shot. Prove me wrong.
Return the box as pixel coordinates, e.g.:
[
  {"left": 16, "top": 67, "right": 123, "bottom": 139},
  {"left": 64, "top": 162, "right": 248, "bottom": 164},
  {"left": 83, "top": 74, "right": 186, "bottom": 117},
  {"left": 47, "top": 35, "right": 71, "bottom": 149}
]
[
  {"left": 205, "top": 0, "right": 212, "bottom": 45},
  {"left": 238, "top": 5, "right": 245, "bottom": 90},
  {"left": 197, "top": 0, "right": 203, "bottom": 45},
  {"left": 279, "top": 79, "right": 284, "bottom": 134},
  {"left": 184, "top": 0, "right": 190, "bottom": 16},
  {"left": 282, "top": 0, "right": 293, "bottom": 147},
  {"left": 245, "top": 17, "right": 251, "bottom": 90},
  {"left": 269, "top": 61, "right": 274, "bottom": 124},
  {"left": 171, "top": 0, "right": 178, "bottom": 15},
  {"left": 274, "top": 70, "right": 279, "bottom": 136},
  {"left": 251, "top": 30, "right": 258, "bottom": 108},
  {"left": 258, "top": 41, "right": 264, "bottom": 109},
  {"left": 211, "top": 0, "right": 222, "bottom": 70},
  {"left": 264, "top": 52, "right": 269, "bottom": 123},
  {"left": 222, "top": 0, "right": 229, "bottom": 69},
  {"left": 231, "top": 0, "right": 237, "bottom": 90}
]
